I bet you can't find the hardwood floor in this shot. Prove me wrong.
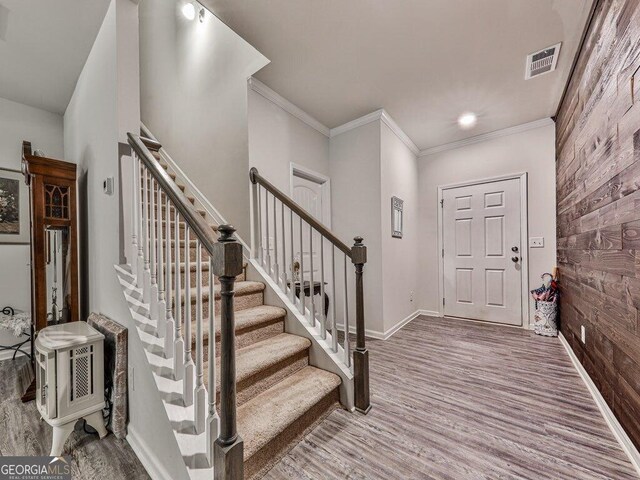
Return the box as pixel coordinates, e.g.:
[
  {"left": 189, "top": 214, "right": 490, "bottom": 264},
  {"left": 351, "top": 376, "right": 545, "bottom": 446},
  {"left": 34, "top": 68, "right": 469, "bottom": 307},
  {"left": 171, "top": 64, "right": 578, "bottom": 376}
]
[
  {"left": 265, "top": 316, "right": 639, "bottom": 479},
  {"left": 0, "top": 357, "right": 150, "bottom": 480}
]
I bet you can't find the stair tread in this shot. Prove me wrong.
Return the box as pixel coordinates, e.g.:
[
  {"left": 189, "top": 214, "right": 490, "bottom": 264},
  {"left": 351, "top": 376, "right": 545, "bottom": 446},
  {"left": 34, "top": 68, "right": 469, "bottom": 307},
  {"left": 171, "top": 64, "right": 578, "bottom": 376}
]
[
  {"left": 238, "top": 366, "right": 341, "bottom": 460},
  {"left": 235, "top": 333, "right": 310, "bottom": 383},
  {"left": 182, "top": 280, "right": 264, "bottom": 302},
  {"left": 204, "top": 333, "right": 310, "bottom": 390},
  {"left": 195, "top": 305, "right": 286, "bottom": 341}
]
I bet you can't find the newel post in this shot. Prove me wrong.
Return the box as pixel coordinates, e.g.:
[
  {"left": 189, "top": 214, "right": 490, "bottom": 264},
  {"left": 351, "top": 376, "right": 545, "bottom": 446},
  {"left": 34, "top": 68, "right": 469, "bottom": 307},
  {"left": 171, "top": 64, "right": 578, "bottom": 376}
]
[
  {"left": 212, "top": 225, "right": 244, "bottom": 480},
  {"left": 351, "top": 236, "right": 371, "bottom": 414}
]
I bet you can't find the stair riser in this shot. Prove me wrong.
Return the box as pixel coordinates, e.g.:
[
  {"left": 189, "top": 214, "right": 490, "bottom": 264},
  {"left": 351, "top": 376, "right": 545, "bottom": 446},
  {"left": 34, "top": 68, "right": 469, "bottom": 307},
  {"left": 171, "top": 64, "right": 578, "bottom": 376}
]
[
  {"left": 157, "top": 206, "right": 207, "bottom": 220},
  {"left": 207, "top": 352, "right": 308, "bottom": 410},
  {"left": 234, "top": 353, "right": 308, "bottom": 407},
  {"left": 193, "top": 318, "right": 285, "bottom": 363},
  {"left": 173, "top": 291, "right": 264, "bottom": 319},
  {"left": 244, "top": 388, "right": 340, "bottom": 479}
]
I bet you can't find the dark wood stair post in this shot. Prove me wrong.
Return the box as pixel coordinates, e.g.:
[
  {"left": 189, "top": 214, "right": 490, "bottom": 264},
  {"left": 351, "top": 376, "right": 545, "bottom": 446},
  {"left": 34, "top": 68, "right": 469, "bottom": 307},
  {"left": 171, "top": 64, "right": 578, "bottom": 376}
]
[
  {"left": 351, "top": 236, "right": 371, "bottom": 414},
  {"left": 212, "top": 225, "right": 244, "bottom": 480}
]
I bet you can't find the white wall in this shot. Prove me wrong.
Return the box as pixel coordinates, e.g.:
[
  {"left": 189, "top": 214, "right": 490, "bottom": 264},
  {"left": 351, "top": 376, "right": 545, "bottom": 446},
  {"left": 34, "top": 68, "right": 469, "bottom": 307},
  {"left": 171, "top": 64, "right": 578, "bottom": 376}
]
[
  {"left": 380, "top": 123, "right": 419, "bottom": 333},
  {"left": 329, "top": 121, "right": 384, "bottom": 335},
  {"left": 139, "top": 0, "right": 268, "bottom": 241},
  {"left": 0, "top": 97, "right": 64, "bottom": 357},
  {"left": 248, "top": 86, "right": 330, "bottom": 194},
  {"left": 64, "top": 2, "right": 186, "bottom": 478},
  {"left": 417, "top": 122, "right": 557, "bottom": 325}
]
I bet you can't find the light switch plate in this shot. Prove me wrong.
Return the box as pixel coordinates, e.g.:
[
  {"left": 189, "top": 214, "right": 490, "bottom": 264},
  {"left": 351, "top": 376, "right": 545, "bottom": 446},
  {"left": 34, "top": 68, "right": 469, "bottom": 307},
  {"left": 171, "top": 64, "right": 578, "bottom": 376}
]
[
  {"left": 103, "top": 177, "right": 114, "bottom": 195},
  {"left": 529, "top": 237, "right": 544, "bottom": 248}
]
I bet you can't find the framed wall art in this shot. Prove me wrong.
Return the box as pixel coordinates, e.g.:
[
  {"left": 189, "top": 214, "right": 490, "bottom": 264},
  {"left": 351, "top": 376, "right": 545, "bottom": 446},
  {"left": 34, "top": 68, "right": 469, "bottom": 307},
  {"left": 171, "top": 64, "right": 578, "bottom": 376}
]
[
  {"left": 391, "top": 196, "right": 403, "bottom": 239},
  {"left": 0, "top": 167, "right": 29, "bottom": 244}
]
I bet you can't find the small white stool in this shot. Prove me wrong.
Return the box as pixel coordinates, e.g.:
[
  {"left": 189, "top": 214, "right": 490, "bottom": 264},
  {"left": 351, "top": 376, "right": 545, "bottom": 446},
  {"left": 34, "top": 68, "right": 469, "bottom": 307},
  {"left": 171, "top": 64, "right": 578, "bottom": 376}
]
[{"left": 35, "top": 322, "right": 107, "bottom": 456}]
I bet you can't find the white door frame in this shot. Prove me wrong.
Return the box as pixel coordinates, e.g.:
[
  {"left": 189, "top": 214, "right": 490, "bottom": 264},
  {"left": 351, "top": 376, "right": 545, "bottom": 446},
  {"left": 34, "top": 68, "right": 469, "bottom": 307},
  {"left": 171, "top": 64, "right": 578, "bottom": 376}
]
[
  {"left": 437, "top": 172, "right": 530, "bottom": 328},
  {"left": 290, "top": 162, "right": 332, "bottom": 228}
]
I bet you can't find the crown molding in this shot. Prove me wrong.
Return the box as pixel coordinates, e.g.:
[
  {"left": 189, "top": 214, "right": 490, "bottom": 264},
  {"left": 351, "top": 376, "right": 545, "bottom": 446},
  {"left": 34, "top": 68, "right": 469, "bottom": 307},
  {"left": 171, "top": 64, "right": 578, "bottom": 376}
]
[
  {"left": 248, "top": 77, "right": 330, "bottom": 137},
  {"left": 419, "top": 117, "right": 555, "bottom": 157},
  {"left": 380, "top": 110, "right": 420, "bottom": 155},
  {"left": 329, "top": 109, "right": 383, "bottom": 138},
  {"left": 330, "top": 108, "right": 420, "bottom": 156}
]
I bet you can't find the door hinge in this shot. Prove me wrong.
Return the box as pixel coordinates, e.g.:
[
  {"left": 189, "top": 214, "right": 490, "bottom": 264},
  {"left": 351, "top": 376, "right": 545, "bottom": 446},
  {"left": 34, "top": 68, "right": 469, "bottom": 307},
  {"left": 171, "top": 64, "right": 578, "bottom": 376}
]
[
  {"left": 440, "top": 199, "right": 444, "bottom": 207},
  {"left": 443, "top": 297, "right": 445, "bottom": 306},
  {"left": 442, "top": 248, "right": 444, "bottom": 258}
]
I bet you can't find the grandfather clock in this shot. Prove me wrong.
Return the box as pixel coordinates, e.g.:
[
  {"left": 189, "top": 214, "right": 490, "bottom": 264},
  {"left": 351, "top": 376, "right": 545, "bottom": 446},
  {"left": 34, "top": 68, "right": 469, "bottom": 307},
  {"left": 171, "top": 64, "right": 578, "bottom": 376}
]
[{"left": 21, "top": 141, "right": 79, "bottom": 401}]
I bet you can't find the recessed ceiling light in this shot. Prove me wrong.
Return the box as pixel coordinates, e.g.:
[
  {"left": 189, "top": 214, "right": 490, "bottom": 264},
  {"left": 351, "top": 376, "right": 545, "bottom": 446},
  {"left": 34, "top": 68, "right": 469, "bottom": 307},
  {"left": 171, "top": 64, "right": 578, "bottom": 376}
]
[
  {"left": 182, "top": 3, "right": 196, "bottom": 20},
  {"left": 457, "top": 112, "right": 477, "bottom": 129}
]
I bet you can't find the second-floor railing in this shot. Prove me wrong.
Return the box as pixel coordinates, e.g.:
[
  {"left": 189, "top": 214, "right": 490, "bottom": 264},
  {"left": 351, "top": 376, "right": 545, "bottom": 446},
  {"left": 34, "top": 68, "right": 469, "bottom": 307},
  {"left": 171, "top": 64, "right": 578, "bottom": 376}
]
[{"left": 249, "top": 167, "right": 370, "bottom": 413}]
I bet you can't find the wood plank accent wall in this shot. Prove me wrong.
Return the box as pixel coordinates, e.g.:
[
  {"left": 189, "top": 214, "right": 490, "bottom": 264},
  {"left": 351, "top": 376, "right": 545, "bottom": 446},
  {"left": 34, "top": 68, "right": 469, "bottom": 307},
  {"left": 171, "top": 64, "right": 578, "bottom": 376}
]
[{"left": 556, "top": 0, "right": 640, "bottom": 450}]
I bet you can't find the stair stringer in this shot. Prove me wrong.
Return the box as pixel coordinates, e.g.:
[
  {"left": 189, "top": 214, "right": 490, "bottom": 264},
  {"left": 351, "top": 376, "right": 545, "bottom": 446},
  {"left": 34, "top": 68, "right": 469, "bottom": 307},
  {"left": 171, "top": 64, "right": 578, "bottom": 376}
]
[
  {"left": 114, "top": 264, "right": 213, "bottom": 480},
  {"left": 245, "top": 259, "right": 355, "bottom": 410}
]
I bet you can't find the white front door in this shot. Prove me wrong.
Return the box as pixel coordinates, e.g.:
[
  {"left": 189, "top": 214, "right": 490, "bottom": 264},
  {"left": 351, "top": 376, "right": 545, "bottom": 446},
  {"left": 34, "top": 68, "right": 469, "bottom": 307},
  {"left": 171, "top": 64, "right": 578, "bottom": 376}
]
[{"left": 442, "top": 177, "right": 523, "bottom": 325}]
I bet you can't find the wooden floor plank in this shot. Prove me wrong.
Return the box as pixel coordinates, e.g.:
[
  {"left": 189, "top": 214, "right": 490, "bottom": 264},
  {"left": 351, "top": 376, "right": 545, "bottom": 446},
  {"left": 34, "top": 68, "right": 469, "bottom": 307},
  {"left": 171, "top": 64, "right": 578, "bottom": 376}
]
[{"left": 265, "top": 316, "right": 639, "bottom": 480}]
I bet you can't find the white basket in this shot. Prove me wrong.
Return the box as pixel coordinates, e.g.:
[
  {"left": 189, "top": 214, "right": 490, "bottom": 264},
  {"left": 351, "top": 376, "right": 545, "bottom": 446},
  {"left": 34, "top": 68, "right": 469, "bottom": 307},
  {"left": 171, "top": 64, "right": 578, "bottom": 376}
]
[{"left": 534, "top": 300, "right": 558, "bottom": 337}]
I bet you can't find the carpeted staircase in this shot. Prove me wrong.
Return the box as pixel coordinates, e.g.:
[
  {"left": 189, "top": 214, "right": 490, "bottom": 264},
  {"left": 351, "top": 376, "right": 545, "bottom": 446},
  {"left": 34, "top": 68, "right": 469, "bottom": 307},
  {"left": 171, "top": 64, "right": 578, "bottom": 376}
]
[{"left": 145, "top": 151, "right": 342, "bottom": 479}]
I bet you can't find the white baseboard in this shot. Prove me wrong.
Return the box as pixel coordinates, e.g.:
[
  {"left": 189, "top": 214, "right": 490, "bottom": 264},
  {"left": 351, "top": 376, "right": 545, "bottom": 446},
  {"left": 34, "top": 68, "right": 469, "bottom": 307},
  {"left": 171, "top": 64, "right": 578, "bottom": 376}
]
[
  {"left": 558, "top": 332, "right": 640, "bottom": 476},
  {"left": 336, "top": 309, "right": 438, "bottom": 341},
  {"left": 126, "top": 426, "right": 176, "bottom": 480}
]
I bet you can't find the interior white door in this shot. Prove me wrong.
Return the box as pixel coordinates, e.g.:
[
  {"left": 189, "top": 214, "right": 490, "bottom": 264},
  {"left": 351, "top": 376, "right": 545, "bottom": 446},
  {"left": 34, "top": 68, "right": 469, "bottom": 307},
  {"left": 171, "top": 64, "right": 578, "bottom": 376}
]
[
  {"left": 292, "top": 175, "right": 325, "bottom": 279},
  {"left": 442, "top": 177, "right": 522, "bottom": 325},
  {"left": 291, "top": 171, "right": 332, "bottom": 322}
]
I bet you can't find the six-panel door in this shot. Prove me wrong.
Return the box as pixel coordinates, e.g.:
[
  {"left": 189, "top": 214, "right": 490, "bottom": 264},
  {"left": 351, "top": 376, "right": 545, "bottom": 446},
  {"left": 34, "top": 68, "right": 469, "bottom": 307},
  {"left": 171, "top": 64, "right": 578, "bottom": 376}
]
[{"left": 442, "top": 178, "right": 522, "bottom": 325}]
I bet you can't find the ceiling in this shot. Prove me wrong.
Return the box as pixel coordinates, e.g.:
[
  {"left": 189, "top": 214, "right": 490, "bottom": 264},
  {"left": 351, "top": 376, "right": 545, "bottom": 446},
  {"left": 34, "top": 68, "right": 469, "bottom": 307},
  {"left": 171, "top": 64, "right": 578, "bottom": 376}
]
[
  {"left": 204, "top": 0, "right": 593, "bottom": 150},
  {"left": 0, "top": 0, "right": 110, "bottom": 114}
]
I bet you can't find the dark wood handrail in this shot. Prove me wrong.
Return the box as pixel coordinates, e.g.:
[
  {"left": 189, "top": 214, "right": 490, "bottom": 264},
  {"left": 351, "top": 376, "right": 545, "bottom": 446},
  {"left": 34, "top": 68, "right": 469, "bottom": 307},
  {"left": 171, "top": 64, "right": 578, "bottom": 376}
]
[
  {"left": 249, "top": 167, "right": 352, "bottom": 258},
  {"left": 127, "top": 132, "right": 218, "bottom": 257}
]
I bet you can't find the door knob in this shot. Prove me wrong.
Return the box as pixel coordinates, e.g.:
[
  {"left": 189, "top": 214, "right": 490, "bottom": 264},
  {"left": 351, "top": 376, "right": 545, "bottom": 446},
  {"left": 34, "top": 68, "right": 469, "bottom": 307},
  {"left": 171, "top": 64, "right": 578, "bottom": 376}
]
[
  {"left": 511, "top": 246, "right": 519, "bottom": 252},
  {"left": 511, "top": 256, "right": 519, "bottom": 263}
]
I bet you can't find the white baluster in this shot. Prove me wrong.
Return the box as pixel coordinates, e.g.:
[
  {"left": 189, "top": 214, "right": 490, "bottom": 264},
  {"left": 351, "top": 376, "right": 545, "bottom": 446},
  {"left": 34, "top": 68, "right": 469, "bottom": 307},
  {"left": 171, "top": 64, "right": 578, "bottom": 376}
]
[
  {"left": 194, "top": 240, "right": 205, "bottom": 433},
  {"left": 299, "top": 216, "right": 305, "bottom": 317},
  {"left": 164, "top": 199, "right": 175, "bottom": 358},
  {"left": 273, "top": 195, "right": 279, "bottom": 284},
  {"left": 173, "top": 210, "right": 184, "bottom": 380},
  {"left": 343, "top": 254, "right": 351, "bottom": 368},
  {"left": 157, "top": 187, "right": 166, "bottom": 336},
  {"left": 320, "top": 237, "right": 326, "bottom": 339},
  {"left": 257, "top": 186, "right": 263, "bottom": 266},
  {"left": 136, "top": 159, "right": 144, "bottom": 289},
  {"left": 183, "top": 225, "right": 194, "bottom": 406},
  {"left": 331, "top": 246, "right": 338, "bottom": 352},
  {"left": 143, "top": 168, "right": 151, "bottom": 303},
  {"left": 149, "top": 177, "right": 159, "bottom": 320},
  {"left": 309, "top": 224, "right": 315, "bottom": 327},
  {"left": 265, "top": 191, "right": 271, "bottom": 274},
  {"left": 206, "top": 258, "right": 219, "bottom": 464},
  {"left": 289, "top": 209, "right": 295, "bottom": 305},
  {"left": 251, "top": 179, "right": 260, "bottom": 261},
  {"left": 281, "top": 202, "right": 286, "bottom": 289},
  {"left": 130, "top": 152, "right": 138, "bottom": 277}
]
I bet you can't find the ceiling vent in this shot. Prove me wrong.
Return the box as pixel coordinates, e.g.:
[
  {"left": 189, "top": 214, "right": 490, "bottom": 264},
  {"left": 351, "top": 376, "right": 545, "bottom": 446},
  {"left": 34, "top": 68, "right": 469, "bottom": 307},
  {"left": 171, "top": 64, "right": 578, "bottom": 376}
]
[{"left": 525, "top": 43, "right": 561, "bottom": 79}]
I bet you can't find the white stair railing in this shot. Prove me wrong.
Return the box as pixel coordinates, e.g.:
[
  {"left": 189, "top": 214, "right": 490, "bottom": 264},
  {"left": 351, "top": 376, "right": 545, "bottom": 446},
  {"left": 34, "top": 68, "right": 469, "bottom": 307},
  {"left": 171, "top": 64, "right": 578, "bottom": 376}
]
[
  {"left": 128, "top": 133, "right": 244, "bottom": 475},
  {"left": 249, "top": 167, "right": 371, "bottom": 414}
]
